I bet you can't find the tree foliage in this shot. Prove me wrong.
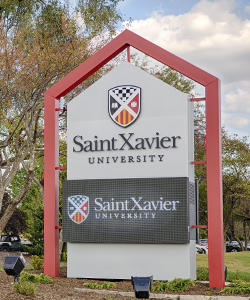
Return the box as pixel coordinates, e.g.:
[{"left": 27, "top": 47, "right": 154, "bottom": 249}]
[
  {"left": 193, "top": 106, "right": 250, "bottom": 245},
  {"left": 23, "top": 206, "right": 44, "bottom": 255},
  {"left": 131, "top": 53, "right": 196, "bottom": 96},
  {"left": 0, "top": 0, "right": 40, "bottom": 30},
  {"left": 0, "top": 0, "right": 123, "bottom": 235},
  {"left": 222, "top": 134, "right": 250, "bottom": 248},
  {"left": 76, "top": 0, "right": 123, "bottom": 35}
]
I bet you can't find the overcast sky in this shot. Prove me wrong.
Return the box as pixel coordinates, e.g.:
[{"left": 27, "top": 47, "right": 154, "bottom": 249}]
[{"left": 117, "top": 0, "right": 250, "bottom": 138}]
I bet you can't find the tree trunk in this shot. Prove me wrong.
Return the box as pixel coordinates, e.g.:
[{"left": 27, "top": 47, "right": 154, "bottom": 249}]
[{"left": 0, "top": 202, "right": 17, "bottom": 233}]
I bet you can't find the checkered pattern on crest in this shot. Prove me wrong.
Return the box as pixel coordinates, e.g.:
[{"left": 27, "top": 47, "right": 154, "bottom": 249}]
[
  {"left": 112, "top": 86, "right": 137, "bottom": 102},
  {"left": 72, "top": 195, "right": 85, "bottom": 206},
  {"left": 108, "top": 85, "right": 141, "bottom": 128}
]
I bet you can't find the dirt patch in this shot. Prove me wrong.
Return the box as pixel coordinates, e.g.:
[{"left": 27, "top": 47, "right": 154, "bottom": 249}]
[{"left": 0, "top": 252, "right": 249, "bottom": 299}]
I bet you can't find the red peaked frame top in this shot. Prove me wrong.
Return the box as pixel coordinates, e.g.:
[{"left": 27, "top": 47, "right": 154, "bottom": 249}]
[
  {"left": 44, "top": 29, "right": 224, "bottom": 289},
  {"left": 45, "top": 29, "right": 217, "bottom": 99}
]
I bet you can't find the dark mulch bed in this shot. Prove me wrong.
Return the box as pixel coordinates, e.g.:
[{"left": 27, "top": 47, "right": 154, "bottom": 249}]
[{"left": 0, "top": 252, "right": 250, "bottom": 299}]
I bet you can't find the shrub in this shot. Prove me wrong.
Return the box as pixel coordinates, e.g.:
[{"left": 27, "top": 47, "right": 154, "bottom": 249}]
[
  {"left": 196, "top": 267, "right": 209, "bottom": 281},
  {"left": 221, "top": 280, "right": 250, "bottom": 294},
  {"left": 152, "top": 278, "right": 195, "bottom": 292},
  {"left": 14, "top": 282, "right": 36, "bottom": 296},
  {"left": 31, "top": 255, "right": 44, "bottom": 270},
  {"left": 20, "top": 271, "right": 53, "bottom": 284},
  {"left": 38, "top": 273, "right": 54, "bottom": 284},
  {"left": 61, "top": 251, "right": 67, "bottom": 262},
  {"left": 83, "top": 282, "right": 101, "bottom": 289},
  {"left": 101, "top": 282, "right": 116, "bottom": 289},
  {"left": 20, "top": 272, "right": 37, "bottom": 283},
  {"left": 83, "top": 282, "right": 116, "bottom": 289}
]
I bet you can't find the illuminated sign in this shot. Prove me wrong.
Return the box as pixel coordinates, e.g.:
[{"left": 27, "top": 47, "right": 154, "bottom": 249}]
[{"left": 62, "top": 177, "right": 191, "bottom": 244}]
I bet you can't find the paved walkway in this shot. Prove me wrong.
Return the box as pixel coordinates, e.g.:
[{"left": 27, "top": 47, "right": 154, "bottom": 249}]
[{"left": 75, "top": 288, "right": 250, "bottom": 300}]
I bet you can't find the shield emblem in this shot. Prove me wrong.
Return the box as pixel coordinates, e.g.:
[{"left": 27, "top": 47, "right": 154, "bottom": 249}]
[
  {"left": 108, "top": 85, "right": 141, "bottom": 127},
  {"left": 67, "top": 195, "right": 89, "bottom": 224}
]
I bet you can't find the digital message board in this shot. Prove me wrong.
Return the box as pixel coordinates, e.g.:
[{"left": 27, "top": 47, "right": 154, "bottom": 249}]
[{"left": 62, "top": 177, "right": 190, "bottom": 244}]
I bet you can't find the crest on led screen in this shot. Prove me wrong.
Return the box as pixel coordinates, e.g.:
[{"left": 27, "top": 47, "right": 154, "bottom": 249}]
[{"left": 68, "top": 195, "right": 89, "bottom": 224}]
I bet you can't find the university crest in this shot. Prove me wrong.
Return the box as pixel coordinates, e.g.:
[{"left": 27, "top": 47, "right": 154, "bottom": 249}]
[
  {"left": 68, "top": 195, "right": 89, "bottom": 224},
  {"left": 108, "top": 85, "right": 141, "bottom": 127}
]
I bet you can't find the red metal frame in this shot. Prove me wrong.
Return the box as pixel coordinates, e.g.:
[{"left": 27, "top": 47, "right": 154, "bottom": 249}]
[
  {"left": 44, "top": 29, "right": 224, "bottom": 288},
  {"left": 190, "top": 97, "right": 206, "bottom": 102},
  {"left": 192, "top": 225, "right": 208, "bottom": 229},
  {"left": 44, "top": 94, "right": 60, "bottom": 277}
]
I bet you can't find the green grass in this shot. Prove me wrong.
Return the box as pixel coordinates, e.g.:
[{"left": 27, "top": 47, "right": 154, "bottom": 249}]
[
  {"left": 196, "top": 251, "right": 250, "bottom": 273},
  {"left": 197, "top": 252, "right": 250, "bottom": 281},
  {"left": 0, "top": 265, "right": 34, "bottom": 272}
]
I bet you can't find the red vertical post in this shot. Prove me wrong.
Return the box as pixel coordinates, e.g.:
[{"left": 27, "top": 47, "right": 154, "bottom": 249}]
[
  {"left": 44, "top": 93, "right": 60, "bottom": 277},
  {"left": 205, "top": 79, "right": 225, "bottom": 288}
]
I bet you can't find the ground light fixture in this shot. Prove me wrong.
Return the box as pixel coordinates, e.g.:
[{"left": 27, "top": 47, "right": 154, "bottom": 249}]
[
  {"left": 3, "top": 254, "right": 26, "bottom": 283},
  {"left": 131, "top": 276, "right": 153, "bottom": 299}
]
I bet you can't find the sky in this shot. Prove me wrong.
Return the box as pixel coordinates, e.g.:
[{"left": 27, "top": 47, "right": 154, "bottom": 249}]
[{"left": 116, "top": 0, "right": 250, "bottom": 138}]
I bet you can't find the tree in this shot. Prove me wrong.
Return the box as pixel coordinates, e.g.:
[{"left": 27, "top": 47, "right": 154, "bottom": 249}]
[
  {"left": 131, "top": 53, "right": 196, "bottom": 96},
  {"left": 192, "top": 106, "right": 250, "bottom": 247},
  {"left": 0, "top": 192, "right": 27, "bottom": 235},
  {"left": 8, "top": 157, "right": 45, "bottom": 254},
  {"left": 193, "top": 104, "right": 208, "bottom": 238},
  {"left": 76, "top": 0, "right": 123, "bottom": 36},
  {"left": 23, "top": 205, "right": 44, "bottom": 256},
  {"left": 222, "top": 134, "right": 250, "bottom": 249},
  {"left": 0, "top": 0, "right": 124, "bottom": 235}
]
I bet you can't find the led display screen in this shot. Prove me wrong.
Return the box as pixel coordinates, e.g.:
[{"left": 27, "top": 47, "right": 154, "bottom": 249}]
[{"left": 62, "top": 177, "right": 190, "bottom": 244}]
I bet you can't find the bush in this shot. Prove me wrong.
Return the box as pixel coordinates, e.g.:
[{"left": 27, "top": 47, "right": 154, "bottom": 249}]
[
  {"left": 20, "top": 272, "right": 37, "bottom": 283},
  {"left": 31, "top": 255, "right": 44, "bottom": 270},
  {"left": 83, "top": 282, "right": 116, "bottom": 289},
  {"left": 38, "top": 273, "right": 54, "bottom": 284},
  {"left": 101, "top": 282, "right": 116, "bottom": 289},
  {"left": 14, "top": 282, "right": 36, "bottom": 296},
  {"left": 83, "top": 282, "right": 100, "bottom": 289},
  {"left": 152, "top": 278, "right": 195, "bottom": 292},
  {"left": 221, "top": 280, "right": 250, "bottom": 294},
  {"left": 61, "top": 251, "right": 67, "bottom": 262},
  {"left": 20, "top": 271, "right": 53, "bottom": 284},
  {"left": 196, "top": 267, "right": 209, "bottom": 281}
]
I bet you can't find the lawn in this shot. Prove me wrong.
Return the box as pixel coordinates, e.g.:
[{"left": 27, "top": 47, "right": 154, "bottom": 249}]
[
  {"left": 197, "top": 251, "right": 250, "bottom": 273},
  {"left": 1, "top": 252, "right": 249, "bottom": 276}
]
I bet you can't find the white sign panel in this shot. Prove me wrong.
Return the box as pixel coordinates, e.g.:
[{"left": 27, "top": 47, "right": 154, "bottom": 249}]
[
  {"left": 66, "top": 62, "right": 195, "bottom": 280},
  {"left": 67, "top": 62, "right": 193, "bottom": 180}
]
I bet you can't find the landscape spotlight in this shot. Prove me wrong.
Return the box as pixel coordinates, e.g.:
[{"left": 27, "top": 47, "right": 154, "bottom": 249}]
[
  {"left": 131, "top": 276, "right": 153, "bottom": 299},
  {"left": 3, "top": 254, "right": 26, "bottom": 283}
]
